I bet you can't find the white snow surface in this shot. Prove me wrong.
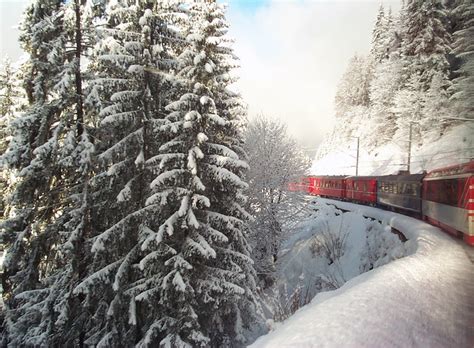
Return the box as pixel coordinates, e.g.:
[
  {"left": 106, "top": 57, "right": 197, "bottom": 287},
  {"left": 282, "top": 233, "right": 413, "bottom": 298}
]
[
  {"left": 250, "top": 198, "right": 474, "bottom": 348},
  {"left": 311, "top": 123, "right": 474, "bottom": 175}
]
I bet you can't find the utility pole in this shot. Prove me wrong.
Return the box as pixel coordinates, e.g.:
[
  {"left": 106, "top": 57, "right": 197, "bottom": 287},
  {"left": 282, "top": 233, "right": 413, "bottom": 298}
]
[
  {"left": 355, "top": 137, "right": 360, "bottom": 176},
  {"left": 407, "top": 122, "right": 413, "bottom": 173}
]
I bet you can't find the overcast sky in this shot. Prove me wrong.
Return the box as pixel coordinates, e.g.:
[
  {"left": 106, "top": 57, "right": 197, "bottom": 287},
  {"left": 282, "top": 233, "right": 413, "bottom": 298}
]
[{"left": 0, "top": 0, "right": 401, "bottom": 154}]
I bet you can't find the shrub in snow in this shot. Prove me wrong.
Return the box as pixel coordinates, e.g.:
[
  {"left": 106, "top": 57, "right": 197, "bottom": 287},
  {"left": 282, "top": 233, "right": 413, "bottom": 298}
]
[{"left": 260, "top": 200, "right": 407, "bottom": 326}]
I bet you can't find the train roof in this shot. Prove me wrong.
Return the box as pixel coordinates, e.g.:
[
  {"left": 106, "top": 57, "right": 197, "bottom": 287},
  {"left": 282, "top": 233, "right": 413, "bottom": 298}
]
[
  {"left": 376, "top": 173, "right": 425, "bottom": 182},
  {"left": 308, "top": 175, "right": 348, "bottom": 180},
  {"left": 345, "top": 176, "right": 377, "bottom": 180},
  {"left": 425, "top": 160, "right": 474, "bottom": 179}
]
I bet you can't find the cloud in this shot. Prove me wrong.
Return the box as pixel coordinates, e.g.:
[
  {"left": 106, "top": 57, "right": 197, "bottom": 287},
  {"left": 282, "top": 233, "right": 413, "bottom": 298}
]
[{"left": 226, "top": 0, "right": 401, "bottom": 151}]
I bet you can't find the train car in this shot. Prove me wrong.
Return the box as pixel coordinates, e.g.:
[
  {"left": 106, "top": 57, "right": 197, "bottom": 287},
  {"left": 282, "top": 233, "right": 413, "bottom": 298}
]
[
  {"left": 345, "top": 176, "right": 377, "bottom": 204},
  {"left": 422, "top": 161, "right": 474, "bottom": 246},
  {"left": 308, "top": 176, "right": 346, "bottom": 199},
  {"left": 377, "top": 174, "right": 425, "bottom": 214},
  {"left": 288, "top": 176, "right": 311, "bottom": 194}
]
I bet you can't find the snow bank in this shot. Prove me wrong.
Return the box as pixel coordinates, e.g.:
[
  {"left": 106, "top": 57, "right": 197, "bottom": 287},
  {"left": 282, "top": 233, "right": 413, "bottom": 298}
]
[
  {"left": 274, "top": 201, "right": 405, "bottom": 301},
  {"left": 311, "top": 123, "right": 474, "bottom": 175},
  {"left": 250, "top": 198, "right": 474, "bottom": 347}
]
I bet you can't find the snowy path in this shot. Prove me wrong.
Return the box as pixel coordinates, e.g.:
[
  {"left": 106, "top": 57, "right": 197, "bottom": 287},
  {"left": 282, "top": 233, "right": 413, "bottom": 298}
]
[{"left": 250, "top": 199, "right": 474, "bottom": 348}]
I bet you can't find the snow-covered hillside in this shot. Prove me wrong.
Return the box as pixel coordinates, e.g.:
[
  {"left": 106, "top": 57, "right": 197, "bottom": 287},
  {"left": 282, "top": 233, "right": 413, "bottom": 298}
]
[
  {"left": 309, "top": 0, "right": 474, "bottom": 177},
  {"left": 250, "top": 199, "right": 474, "bottom": 347},
  {"left": 311, "top": 123, "right": 473, "bottom": 175}
]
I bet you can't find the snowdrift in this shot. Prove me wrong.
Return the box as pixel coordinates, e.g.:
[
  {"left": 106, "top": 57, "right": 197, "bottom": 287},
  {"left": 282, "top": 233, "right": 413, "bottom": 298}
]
[{"left": 250, "top": 198, "right": 474, "bottom": 347}]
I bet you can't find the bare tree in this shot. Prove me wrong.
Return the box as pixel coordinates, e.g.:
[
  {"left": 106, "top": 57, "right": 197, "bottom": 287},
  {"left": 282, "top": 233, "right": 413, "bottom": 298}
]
[{"left": 244, "top": 115, "right": 310, "bottom": 286}]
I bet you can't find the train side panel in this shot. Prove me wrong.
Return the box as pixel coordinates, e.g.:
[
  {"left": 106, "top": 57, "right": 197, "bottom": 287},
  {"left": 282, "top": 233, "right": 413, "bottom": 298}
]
[
  {"left": 345, "top": 177, "right": 377, "bottom": 204},
  {"left": 422, "top": 161, "right": 474, "bottom": 246},
  {"left": 309, "top": 176, "right": 346, "bottom": 199},
  {"left": 467, "top": 175, "right": 474, "bottom": 245},
  {"left": 377, "top": 174, "right": 424, "bottom": 213}
]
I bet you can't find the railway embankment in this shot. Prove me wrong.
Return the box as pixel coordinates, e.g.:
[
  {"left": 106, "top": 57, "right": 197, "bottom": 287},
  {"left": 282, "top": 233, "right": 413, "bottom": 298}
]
[{"left": 250, "top": 198, "right": 474, "bottom": 347}]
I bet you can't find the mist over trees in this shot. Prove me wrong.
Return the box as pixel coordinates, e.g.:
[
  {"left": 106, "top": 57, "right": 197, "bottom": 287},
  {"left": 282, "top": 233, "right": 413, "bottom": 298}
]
[{"left": 316, "top": 0, "right": 474, "bottom": 161}]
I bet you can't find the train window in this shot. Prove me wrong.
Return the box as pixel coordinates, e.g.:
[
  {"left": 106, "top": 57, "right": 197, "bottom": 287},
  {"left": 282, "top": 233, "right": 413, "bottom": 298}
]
[
  {"left": 425, "top": 181, "right": 438, "bottom": 202},
  {"left": 411, "top": 184, "right": 416, "bottom": 195},
  {"left": 445, "top": 180, "right": 458, "bottom": 206},
  {"left": 459, "top": 178, "right": 468, "bottom": 205},
  {"left": 426, "top": 179, "right": 459, "bottom": 207},
  {"left": 400, "top": 183, "right": 412, "bottom": 196}
]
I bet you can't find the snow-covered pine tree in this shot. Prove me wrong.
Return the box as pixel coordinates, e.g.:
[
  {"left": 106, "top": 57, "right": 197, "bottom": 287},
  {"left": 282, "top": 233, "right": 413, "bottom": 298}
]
[
  {"left": 1, "top": 1, "right": 72, "bottom": 344},
  {"left": 370, "top": 4, "right": 389, "bottom": 63},
  {"left": 422, "top": 71, "right": 453, "bottom": 137},
  {"left": 401, "top": 0, "right": 452, "bottom": 89},
  {"left": 366, "top": 4, "right": 408, "bottom": 148},
  {"left": 368, "top": 53, "right": 404, "bottom": 147},
  {"left": 73, "top": 1, "right": 184, "bottom": 346},
  {"left": 395, "top": 0, "right": 453, "bottom": 143},
  {"left": 44, "top": 2, "right": 105, "bottom": 346},
  {"left": 385, "top": 7, "right": 403, "bottom": 58},
  {"left": 0, "top": 60, "right": 21, "bottom": 155},
  {"left": 450, "top": 0, "right": 474, "bottom": 120},
  {"left": 1, "top": 0, "right": 99, "bottom": 345},
  {"left": 0, "top": 59, "right": 25, "bottom": 219},
  {"left": 392, "top": 71, "right": 425, "bottom": 144},
  {"left": 334, "top": 54, "right": 373, "bottom": 116},
  {"left": 137, "top": 1, "right": 258, "bottom": 346},
  {"left": 333, "top": 54, "right": 373, "bottom": 143}
]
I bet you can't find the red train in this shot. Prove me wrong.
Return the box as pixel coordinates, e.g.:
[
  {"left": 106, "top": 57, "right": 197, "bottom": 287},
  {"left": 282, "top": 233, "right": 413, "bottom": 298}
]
[{"left": 291, "top": 160, "right": 474, "bottom": 246}]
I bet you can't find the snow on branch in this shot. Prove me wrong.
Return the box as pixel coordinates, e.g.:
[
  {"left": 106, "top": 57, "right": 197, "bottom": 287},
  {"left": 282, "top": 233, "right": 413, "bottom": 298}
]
[
  {"left": 98, "top": 128, "right": 143, "bottom": 162},
  {"left": 150, "top": 169, "right": 187, "bottom": 189},
  {"left": 73, "top": 260, "right": 122, "bottom": 295},
  {"left": 203, "top": 163, "right": 248, "bottom": 189},
  {"left": 207, "top": 143, "right": 239, "bottom": 159},
  {"left": 101, "top": 110, "right": 141, "bottom": 126}
]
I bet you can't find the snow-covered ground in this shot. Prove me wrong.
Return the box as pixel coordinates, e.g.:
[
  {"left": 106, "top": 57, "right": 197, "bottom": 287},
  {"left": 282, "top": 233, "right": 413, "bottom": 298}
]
[
  {"left": 311, "top": 123, "right": 474, "bottom": 175},
  {"left": 250, "top": 198, "right": 474, "bottom": 348}
]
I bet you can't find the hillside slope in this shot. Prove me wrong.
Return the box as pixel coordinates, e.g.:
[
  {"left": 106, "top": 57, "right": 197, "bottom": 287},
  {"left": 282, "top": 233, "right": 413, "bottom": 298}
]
[{"left": 311, "top": 123, "right": 473, "bottom": 175}]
